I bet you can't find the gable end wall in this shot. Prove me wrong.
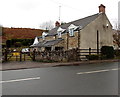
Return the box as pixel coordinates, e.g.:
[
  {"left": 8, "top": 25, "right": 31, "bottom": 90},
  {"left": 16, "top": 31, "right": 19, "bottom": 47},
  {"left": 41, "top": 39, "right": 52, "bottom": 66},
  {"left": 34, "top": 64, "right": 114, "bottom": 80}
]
[{"left": 80, "top": 13, "right": 113, "bottom": 49}]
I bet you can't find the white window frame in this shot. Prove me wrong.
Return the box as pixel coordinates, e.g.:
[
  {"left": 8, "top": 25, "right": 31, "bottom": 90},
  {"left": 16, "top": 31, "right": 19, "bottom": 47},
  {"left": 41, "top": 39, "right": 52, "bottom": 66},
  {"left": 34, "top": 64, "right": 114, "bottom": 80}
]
[
  {"left": 57, "top": 27, "right": 65, "bottom": 38},
  {"left": 42, "top": 35, "right": 45, "bottom": 40},
  {"left": 68, "top": 24, "right": 78, "bottom": 37},
  {"left": 57, "top": 31, "right": 62, "bottom": 38},
  {"left": 69, "top": 28, "right": 74, "bottom": 36},
  {"left": 42, "top": 32, "right": 48, "bottom": 40}
]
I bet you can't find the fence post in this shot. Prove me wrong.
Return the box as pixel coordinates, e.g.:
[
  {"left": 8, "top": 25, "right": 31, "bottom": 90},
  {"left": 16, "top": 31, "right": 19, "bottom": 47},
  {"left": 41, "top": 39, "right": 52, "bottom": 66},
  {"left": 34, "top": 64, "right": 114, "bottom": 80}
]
[
  {"left": 16, "top": 55, "right": 18, "bottom": 61},
  {"left": 24, "top": 53, "right": 26, "bottom": 61},
  {"left": 76, "top": 48, "right": 80, "bottom": 61},
  {"left": 32, "top": 49, "right": 36, "bottom": 61},
  {"left": 20, "top": 51, "right": 22, "bottom": 62},
  {"left": 4, "top": 48, "right": 8, "bottom": 62},
  {"left": 89, "top": 48, "right": 91, "bottom": 55}
]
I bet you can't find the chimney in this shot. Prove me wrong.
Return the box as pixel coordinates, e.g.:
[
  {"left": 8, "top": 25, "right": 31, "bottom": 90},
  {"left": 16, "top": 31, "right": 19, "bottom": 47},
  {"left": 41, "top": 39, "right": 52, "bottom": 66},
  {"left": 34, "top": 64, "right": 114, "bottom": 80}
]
[
  {"left": 99, "top": 4, "right": 106, "bottom": 13},
  {"left": 55, "top": 21, "right": 60, "bottom": 27}
]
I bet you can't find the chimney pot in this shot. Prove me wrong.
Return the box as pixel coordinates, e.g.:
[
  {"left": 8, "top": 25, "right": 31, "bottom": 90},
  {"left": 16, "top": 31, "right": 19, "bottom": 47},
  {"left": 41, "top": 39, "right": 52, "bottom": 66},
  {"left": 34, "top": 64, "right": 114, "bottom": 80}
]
[
  {"left": 55, "top": 21, "right": 60, "bottom": 27},
  {"left": 99, "top": 4, "right": 106, "bottom": 13}
]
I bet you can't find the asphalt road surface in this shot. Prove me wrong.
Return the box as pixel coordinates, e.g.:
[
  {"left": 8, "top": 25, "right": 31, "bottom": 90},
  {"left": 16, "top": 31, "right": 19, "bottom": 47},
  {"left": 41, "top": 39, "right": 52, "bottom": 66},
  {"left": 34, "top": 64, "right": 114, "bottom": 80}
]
[{"left": 1, "top": 62, "right": 120, "bottom": 95}]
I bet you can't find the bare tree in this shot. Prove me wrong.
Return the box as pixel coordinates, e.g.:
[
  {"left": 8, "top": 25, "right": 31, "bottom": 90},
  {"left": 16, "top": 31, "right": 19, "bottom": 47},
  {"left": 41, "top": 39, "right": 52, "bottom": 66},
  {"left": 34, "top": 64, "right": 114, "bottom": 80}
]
[
  {"left": 0, "top": 25, "right": 2, "bottom": 36},
  {"left": 39, "top": 21, "right": 54, "bottom": 30},
  {"left": 113, "top": 30, "right": 120, "bottom": 48},
  {"left": 118, "top": 23, "right": 120, "bottom": 30}
]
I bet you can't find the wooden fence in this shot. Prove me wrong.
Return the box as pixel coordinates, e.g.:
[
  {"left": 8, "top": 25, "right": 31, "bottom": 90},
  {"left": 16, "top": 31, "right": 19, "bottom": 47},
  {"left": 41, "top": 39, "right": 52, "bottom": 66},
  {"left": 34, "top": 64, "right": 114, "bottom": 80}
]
[
  {"left": 2, "top": 49, "right": 33, "bottom": 62},
  {"left": 77, "top": 48, "right": 101, "bottom": 60}
]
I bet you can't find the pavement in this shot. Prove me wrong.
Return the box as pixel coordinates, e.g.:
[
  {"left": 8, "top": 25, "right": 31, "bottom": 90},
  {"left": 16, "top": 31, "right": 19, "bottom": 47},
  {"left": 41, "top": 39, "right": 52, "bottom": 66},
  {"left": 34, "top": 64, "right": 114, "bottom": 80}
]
[{"left": 1, "top": 59, "right": 119, "bottom": 71}]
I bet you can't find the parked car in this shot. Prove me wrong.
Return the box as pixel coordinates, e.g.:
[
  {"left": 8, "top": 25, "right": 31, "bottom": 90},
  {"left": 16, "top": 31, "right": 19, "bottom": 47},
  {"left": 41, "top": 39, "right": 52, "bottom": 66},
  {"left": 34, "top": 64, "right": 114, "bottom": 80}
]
[{"left": 21, "top": 48, "right": 30, "bottom": 53}]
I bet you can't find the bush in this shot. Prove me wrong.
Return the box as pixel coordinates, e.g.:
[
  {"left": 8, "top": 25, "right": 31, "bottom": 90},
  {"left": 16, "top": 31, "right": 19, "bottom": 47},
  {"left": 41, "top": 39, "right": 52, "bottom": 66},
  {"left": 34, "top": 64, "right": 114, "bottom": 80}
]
[
  {"left": 14, "top": 42, "right": 22, "bottom": 47},
  {"left": 100, "top": 55, "right": 107, "bottom": 60},
  {"left": 101, "top": 46, "right": 114, "bottom": 59},
  {"left": 6, "top": 40, "right": 12, "bottom": 48},
  {"left": 86, "top": 55, "right": 99, "bottom": 60},
  {"left": 114, "top": 50, "right": 120, "bottom": 57}
]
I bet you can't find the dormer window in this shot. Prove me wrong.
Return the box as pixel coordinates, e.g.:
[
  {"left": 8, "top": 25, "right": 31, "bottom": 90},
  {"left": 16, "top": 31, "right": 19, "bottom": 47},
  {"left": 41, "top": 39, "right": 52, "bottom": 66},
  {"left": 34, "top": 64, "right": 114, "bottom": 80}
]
[
  {"left": 42, "top": 35, "right": 45, "bottom": 40},
  {"left": 42, "top": 32, "right": 48, "bottom": 40},
  {"left": 68, "top": 24, "right": 78, "bottom": 37},
  {"left": 69, "top": 28, "right": 74, "bottom": 36},
  {"left": 57, "top": 27, "right": 65, "bottom": 38},
  {"left": 57, "top": 31, "right": 62, "bottom": 38}
]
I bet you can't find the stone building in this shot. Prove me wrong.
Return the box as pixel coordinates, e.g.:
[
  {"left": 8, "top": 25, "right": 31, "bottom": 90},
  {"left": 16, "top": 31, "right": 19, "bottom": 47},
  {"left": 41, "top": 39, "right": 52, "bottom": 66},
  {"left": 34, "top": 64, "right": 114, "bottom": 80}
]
[{"left": 32, "top": 4, "right": 113, "bottom": 52}]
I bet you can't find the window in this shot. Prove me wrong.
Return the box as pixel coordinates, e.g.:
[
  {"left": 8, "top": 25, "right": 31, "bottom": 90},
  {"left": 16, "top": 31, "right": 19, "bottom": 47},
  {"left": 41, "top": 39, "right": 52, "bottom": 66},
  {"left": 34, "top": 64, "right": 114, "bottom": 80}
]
[
  {"left": 42, "top": 35, "right": 45, "bottom": 40},
  {"left": 45, "top": 47, "right": 51, "bottom": 51},
  {"left": 57, "top": 27, "right": 65, "bottom": 38},
  {"left": 55, "top": 47, "right": 64, "bottom": 51},
  {"left": 57, "top": 31, "right": 62, "bottom": 38},
  {"left": 68, "top": 24, "right": 78, "bottom": 37},
  {"left": 42, "top": 32, "right": 48, "bottom": 40},
  {"left": 69, "top": 28, "right": 74, "bottom": 36}
]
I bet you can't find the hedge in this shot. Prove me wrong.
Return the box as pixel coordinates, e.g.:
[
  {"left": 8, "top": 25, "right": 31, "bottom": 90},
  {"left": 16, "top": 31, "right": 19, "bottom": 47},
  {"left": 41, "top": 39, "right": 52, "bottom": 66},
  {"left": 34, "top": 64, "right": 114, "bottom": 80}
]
[
  {"left": 86, "top": 55, "right": 99, "bottom": 60},
  {"left": 6, "top": 39, "right": 34, "bottom": 47},
  {"left": 101, "top": 46, "right": 114, "bottom": 59}
]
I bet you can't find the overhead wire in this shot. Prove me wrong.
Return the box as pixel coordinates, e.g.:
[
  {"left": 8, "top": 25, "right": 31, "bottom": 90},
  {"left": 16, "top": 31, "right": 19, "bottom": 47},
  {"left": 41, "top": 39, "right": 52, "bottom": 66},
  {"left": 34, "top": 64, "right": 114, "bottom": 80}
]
[
  {"left": 49, "top": 0, "right": 82, "bottom": 12},
  {"left": 49, "top": 0, "right": 83, "bottom": 22}
]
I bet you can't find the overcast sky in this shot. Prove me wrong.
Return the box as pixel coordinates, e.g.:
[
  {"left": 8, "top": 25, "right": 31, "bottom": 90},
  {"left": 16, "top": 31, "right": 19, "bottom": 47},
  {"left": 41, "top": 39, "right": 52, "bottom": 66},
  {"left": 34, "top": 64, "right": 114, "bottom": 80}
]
[{"left": 0, "top": 0, "right": 119, "bottom": 29}]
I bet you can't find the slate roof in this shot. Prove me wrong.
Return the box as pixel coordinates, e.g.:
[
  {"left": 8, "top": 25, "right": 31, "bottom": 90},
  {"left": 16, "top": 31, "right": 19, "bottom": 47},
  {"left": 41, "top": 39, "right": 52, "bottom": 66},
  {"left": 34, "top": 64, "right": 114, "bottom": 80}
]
[
  {"left": 47, "top": 13, "right": 99, "bottom": 36},
  {"left": 33, "top": 38, "right": 64, "bottom": 47},
  {"left": 44, "top": 38, "right": 64, "bottom": 47},
  {"left": 33, "top": 13, "right": 100, "bottom": 47}
]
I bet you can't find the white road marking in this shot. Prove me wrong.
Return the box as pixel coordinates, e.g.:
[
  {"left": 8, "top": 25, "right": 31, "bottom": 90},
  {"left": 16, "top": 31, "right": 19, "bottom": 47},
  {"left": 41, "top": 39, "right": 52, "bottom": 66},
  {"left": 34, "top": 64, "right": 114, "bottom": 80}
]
[
  {"left": 0, "top": 77, "right": 40, "bottom": 84},
  {"left": 77, "top": 68, "right": 120, "bottom": 75},
  {"left": 111, "top": 68, "right": 119, "bottom": 71}
]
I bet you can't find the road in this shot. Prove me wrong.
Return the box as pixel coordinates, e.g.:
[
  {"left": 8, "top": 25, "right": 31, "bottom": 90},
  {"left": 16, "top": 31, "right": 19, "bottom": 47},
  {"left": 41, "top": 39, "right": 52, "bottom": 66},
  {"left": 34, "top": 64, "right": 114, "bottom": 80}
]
[{"left": 1, "top": 62, "right": 120, "bottom": 95}]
